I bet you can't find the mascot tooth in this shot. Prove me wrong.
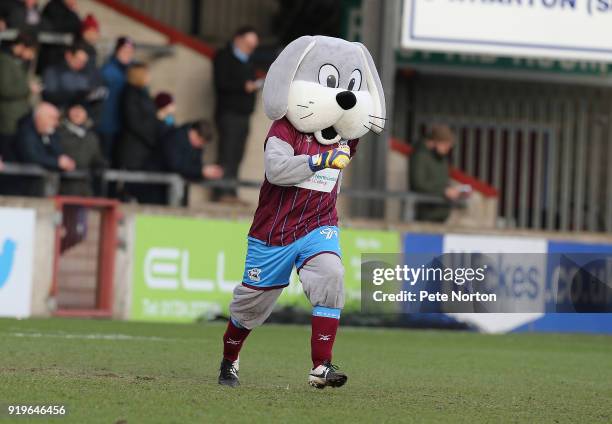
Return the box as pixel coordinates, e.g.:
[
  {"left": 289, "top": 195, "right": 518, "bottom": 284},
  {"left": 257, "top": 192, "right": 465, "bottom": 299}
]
[{"left": 218, "top": 35, "right": 386, "bottom": 389}]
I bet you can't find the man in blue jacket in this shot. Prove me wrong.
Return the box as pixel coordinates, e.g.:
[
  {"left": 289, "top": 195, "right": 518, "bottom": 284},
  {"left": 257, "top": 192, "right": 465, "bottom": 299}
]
[{"left": 96, "top": 36, "right": 134, "bottom": 161}]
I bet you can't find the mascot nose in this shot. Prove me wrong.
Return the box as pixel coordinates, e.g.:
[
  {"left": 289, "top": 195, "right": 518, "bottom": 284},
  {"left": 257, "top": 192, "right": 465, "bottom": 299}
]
[{"left": 336, "top": 91, "right": 357, "bottom": 110}]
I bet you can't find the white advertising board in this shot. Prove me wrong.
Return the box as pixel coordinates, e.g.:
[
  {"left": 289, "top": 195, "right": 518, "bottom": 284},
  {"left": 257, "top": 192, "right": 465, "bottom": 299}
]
[
  {"left": 0, "top": 208, "right": 36, "bottom": 318},
  {"left": 442, "top": 233, "right": 547, "bottom": 333},
  {"left": 402, "top": 0, "right": 612, "bottom": 61}
]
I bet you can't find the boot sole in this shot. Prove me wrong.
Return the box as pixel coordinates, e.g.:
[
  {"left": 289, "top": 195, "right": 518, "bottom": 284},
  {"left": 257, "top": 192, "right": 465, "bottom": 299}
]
[
  {"left": 308, "top": 374, "right": 348, "bottom": 389},
  {"left": 218, "top": 378, "right": 240, "bottom": 387},
  {"left": 327, "top": 374, "right": 348, "bottom": 388}
]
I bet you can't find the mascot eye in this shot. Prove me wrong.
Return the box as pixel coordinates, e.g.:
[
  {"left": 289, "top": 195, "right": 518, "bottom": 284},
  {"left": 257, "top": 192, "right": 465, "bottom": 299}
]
[
  {"left": 318, "top": 64, "right": 340, "bottom": 88},
  {"left": 348, "top": 69, "right": 362, "bottom": 91}
]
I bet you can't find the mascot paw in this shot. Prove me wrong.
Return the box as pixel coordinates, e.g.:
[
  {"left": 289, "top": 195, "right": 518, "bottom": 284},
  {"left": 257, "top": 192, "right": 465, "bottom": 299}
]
[
  {"left": 330, "top": 145, "right": 351, "bottom": 169},
  {"left": 309, "top": 147, "right": 351, "bottom": 171}
]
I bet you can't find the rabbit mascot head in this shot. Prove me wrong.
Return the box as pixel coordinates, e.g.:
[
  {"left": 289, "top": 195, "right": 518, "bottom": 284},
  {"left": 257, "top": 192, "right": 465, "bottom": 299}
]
[{"left": 263, "top": 35, "right": 386, "bottom": 145}]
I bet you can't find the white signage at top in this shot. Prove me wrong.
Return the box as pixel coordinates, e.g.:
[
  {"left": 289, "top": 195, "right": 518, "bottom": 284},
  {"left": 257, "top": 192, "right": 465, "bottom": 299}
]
[{"left": 401, "top": 0, "right": 612, "bottom": 62}]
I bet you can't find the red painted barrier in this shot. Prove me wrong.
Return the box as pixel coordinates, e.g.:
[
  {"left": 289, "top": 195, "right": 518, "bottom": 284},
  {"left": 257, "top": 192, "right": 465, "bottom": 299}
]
[
  {"left": 51, "top": 197, "right": 120, "bottom": 318},
  {"left": 94, "top": 0, "right": 216, "bottom": 58}
]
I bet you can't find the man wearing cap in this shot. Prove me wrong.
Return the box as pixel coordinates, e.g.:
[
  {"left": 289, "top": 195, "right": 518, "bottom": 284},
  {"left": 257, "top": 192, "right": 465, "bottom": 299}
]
[
  {"left": 410, "top": 124, "right": 462, "bottom": 222},
  {"left": 80, "top": 14, "right": 100, "bottom": 71}
]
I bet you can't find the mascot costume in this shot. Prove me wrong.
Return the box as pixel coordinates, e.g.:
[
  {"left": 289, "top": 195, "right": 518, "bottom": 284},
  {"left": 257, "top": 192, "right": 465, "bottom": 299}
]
[{"left": 218, "top": 35, "right": 385, "bottom": 389}]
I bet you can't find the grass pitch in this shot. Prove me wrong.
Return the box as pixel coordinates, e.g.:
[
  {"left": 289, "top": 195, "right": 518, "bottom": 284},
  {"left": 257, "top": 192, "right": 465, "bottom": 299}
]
[{"left": 0, "top": 318, "right": 611, "bottom": 424}]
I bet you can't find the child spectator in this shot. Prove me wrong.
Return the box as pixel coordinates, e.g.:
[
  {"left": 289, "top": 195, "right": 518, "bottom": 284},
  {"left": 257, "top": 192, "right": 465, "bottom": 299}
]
[{"left": 154, "top": 92, "right": 176, "bottom": 127}]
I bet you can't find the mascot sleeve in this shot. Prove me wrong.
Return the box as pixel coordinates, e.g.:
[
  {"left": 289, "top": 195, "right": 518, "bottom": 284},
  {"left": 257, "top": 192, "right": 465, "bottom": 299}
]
[{"left": 264, "top": 119, "right": 315, "bottom": 186}]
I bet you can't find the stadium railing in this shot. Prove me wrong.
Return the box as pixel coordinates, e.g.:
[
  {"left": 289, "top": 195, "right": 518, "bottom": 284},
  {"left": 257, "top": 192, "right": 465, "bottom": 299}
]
[
  {"left": 0, "top": 28, "right": 174, "bottom": 59},
  {"left": 198, "top": 179, "right": 457, "bottom": 221},
  {"left": 0, "top": 163, "right": 455, "bottom": 220},
  {"left": 0, "top": 163, "right": 186, "bottom": 207},
  {"left": 0, "top": 28, "right": 74, "bottom": 45},
  {"left": 100, "top": 169, "right": 185, "bottom": 206}
]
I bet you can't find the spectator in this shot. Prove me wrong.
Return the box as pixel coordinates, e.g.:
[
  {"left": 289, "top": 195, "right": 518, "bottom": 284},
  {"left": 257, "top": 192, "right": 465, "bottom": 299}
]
[
  {"left": 37, "top": 0, "right": 81, "bottom": 73},
  {"left": 97, "top": 36, "right": 134, "bottom": 161},
  {"left": 213, "top": 26, "right": 260, "bottom": 203},
  {"left": 115, "top": 62, "right": 161, "bottom": 171},
  {"left": 161, "top": 120, "right": 223, "bottom": 181},
  {"left": 410, "top": 125, "right": 462, "bottom": 222},
  {"left": 57, "top": 103, "right": 106, "bottom": 196},
  {"left": 0, "top": 0, "right": 20, "bottom": 31},
  {"left": 80, "top": 14, "right": 99, "bottom": 69},
  {"left": 154, "top": 92, "right": 176, "bottom": 127},
  {"left": 0, "top": 33, "right": 39, "bottom": 161},
  {"left": 15, "top": 102, "right": 75, "bottom": 171},
  {"left": 42, "top": 41, "right": 106, "bottom": 112},
  {"left": 4, "top": 0, "right": 43, "bottom": 34}
]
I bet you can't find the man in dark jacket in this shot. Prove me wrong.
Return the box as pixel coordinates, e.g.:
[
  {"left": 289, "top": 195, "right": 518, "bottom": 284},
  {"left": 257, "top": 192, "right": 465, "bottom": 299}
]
[
  {"left": 15, "top": 102, "right": 75, "bottom": 171},
  {"left": 213, "top": 26, "right": 260, "bottom": 203},
  {"left": 0, "top": 0, "right": 19, "bottom": 30},
  {"left": 42, "top": 41, "right": 106, "bottom": 112},
  {"left": 57, "top": 103, "right": 106, "bottom": 196},
  {"left": 115, "top": 62, "right": 161, "bottom": 171},
  {"left": 410, "top": 125, "right": 461, "bottom": 222},
  {"left": 37, "top": 0, "right": 81, "bottom": 73},
  {"left": 161, "top": 121, "right": 223, "bottom": 181},
  {"left": 0, "top": 33, "right": 38, "bottom": 161},
  {"left": 4, "top": 0, "right": 43, "bottom": 34}
]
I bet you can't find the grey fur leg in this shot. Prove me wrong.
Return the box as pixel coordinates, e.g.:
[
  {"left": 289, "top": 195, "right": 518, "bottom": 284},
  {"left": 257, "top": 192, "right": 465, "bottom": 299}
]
[
  {"left": 298, "top": 253, "right": 345, "bottom": 309},
  {"left": 229, "top": 284, "right": 284, "bottom": 330}
]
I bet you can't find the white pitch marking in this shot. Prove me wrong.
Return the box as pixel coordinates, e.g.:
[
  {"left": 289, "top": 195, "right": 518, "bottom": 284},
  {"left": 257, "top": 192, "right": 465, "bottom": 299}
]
[{"left": 7, "top": 332, "right": 175, "bottom": 342}]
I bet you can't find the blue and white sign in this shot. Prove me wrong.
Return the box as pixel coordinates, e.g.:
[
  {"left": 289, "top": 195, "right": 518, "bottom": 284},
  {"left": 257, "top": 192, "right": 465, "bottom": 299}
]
[
  {"left": 401, "top": 0, "right": 612, "bottom": 61},
  {"left": 403, "top": 232, "right": 612, "bottom": 333},
  {"left": 0, "top": 208, "right": 36, "bottom": 318}
]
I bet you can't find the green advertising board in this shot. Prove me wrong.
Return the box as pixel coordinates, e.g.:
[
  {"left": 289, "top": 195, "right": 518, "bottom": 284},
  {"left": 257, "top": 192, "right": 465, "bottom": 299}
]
[
  {"left": 131, "top": 215, "right": 400, "bottom": 323},
  {"left": 131, "top": 215, "right": 250, "bottom": 322}
]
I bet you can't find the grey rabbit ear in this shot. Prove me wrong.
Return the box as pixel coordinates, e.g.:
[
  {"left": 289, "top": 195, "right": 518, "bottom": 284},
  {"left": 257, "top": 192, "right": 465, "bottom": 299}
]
[
  {"left": 263, "top": 36, "right": 316, "bottom": 120},
  {"left": 354, "top": 42, "right": 386, "bottom": 131}
]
